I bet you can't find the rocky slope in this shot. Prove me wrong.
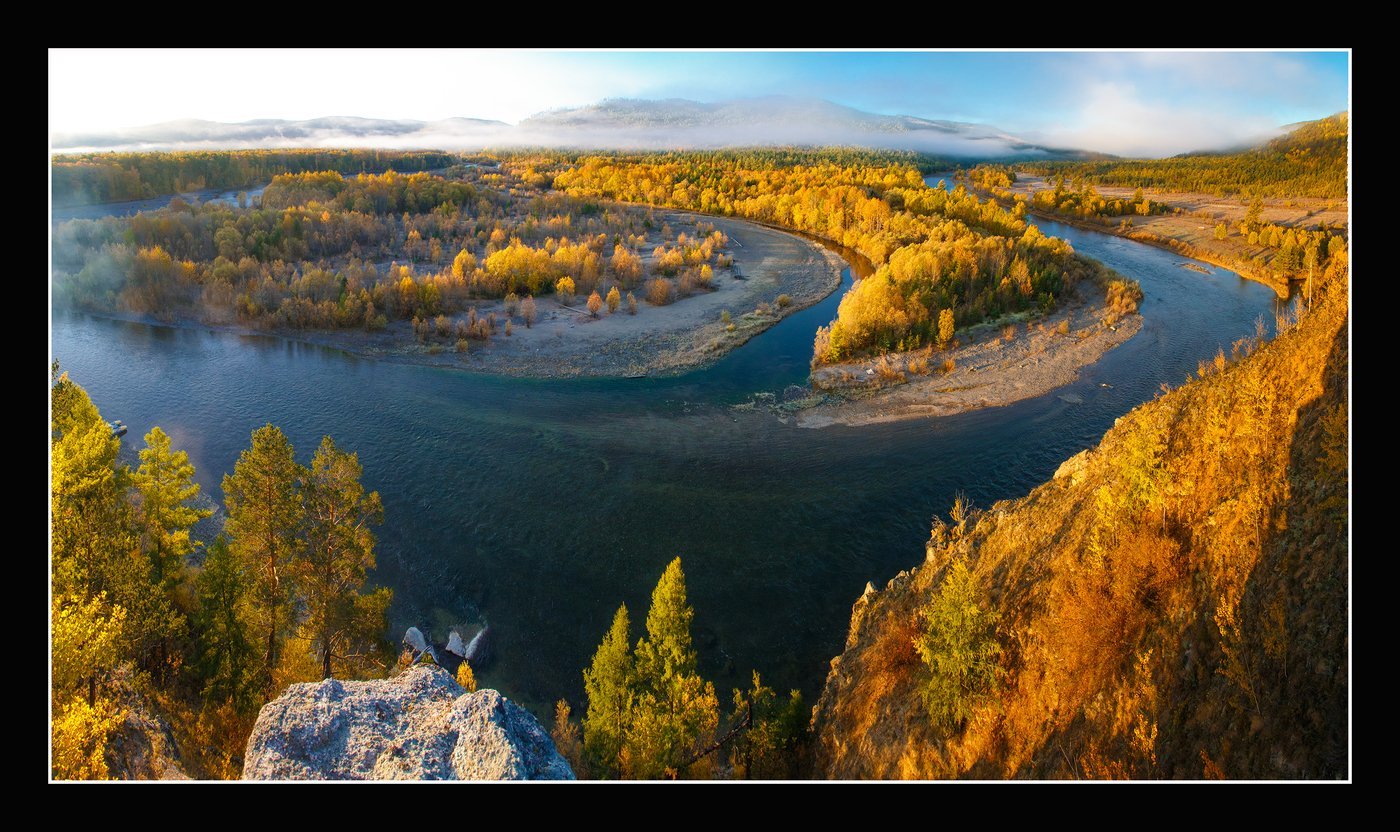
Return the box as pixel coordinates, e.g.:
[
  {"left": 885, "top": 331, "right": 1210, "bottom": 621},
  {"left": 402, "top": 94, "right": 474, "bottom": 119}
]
[
  {"left": 811, "top": 264, "right": 1348, "bottom": 779},
  {"left": 242, "top": 666, "right": 574, "bottom": 780}
]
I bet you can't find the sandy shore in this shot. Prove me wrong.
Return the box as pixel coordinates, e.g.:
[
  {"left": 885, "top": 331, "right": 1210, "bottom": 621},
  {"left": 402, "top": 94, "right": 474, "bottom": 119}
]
[
  {"left": 794, "top": 279, "right": 1142, "bottom": 428},
  {"left": 73, "top": 212, "right": 844, "bottom": 380},
  {"left": 426, "top": 213, "right": 844, "bottom": 378}
]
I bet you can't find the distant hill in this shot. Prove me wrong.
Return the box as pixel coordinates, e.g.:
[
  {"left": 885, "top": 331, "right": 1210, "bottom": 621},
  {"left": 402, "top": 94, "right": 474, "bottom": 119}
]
[
  {"left": 52, "top": 97, "right": 1095, "bottom": 161},
  {"left": 1020, "top": 113, "right": 1348, "bottom": 199}
]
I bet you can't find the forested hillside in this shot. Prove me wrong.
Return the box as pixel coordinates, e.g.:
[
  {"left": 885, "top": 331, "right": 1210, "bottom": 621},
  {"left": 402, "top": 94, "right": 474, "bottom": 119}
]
[
  {"left": 812, "top": 255, "right": 1348, "bottom": 779},
  {"left": 1019, "top": 113, "right": 1348, "bottom": 199}
]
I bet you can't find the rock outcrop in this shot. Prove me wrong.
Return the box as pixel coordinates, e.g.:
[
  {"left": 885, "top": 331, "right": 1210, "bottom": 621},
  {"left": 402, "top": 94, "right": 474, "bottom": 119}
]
[{"left": 242, "top": 666, "right": 574, "bottom": 780}]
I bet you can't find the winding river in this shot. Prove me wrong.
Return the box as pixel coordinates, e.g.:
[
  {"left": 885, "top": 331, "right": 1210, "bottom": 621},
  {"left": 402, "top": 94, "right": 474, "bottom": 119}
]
[{"left": 50, "top": 180, "right": 1289, "bottom": 712}]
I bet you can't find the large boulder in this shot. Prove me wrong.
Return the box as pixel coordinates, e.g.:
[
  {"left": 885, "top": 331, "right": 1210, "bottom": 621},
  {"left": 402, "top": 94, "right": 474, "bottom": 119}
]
[{"left": 242, "top": 666, "right": 574, "bottom": 780}]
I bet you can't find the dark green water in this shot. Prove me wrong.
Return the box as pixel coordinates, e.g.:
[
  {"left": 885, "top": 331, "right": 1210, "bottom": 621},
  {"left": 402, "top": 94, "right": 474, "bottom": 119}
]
[{"left": 50, "top": 200, "right": 1286, "bottom": 713}]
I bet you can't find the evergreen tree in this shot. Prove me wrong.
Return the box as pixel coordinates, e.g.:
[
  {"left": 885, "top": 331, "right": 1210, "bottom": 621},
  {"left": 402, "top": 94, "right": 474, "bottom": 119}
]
[
  {"left": 582, "top": 604, "right": 633, "bottom": 779},
  {"left": 300, "top": 436, "right": 388, "bottom": 679},
  {"left": 50, "top": 369, "right": 124, "bottom": 595},
  {"left": 913, "top": 557, "right": 1002, "bottom": 729},
  {"left": 193, "top": 536, "right": 260, "bottom": 711},
  {"left": 629, "top": 558, "right": 719, "bottom": 779},
  {"left": 222, "top": 424, "right": 306, "bottom": 693},
  {"left": 133, "top": 427, "right": 211, "bottom": 595}
]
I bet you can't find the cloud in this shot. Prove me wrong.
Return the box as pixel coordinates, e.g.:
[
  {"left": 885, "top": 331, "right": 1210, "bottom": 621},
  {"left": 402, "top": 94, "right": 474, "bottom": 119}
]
[{"left": 1027, "top": 81, "right": 1282, "bottom": 157}]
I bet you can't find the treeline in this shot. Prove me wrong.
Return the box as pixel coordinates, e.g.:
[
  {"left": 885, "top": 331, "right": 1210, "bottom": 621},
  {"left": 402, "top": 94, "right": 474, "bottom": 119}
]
[
  {"left": 51, "top": 370, "right": 392, "bottom": 779},
  {"left": 551, "top": 558, "right": 809, "bottom": 779},
  {"left": 54, "top": 167, "right": 722, "bottom": 341},
  {"left": 1028, "top": 179, "right": 1172, "bottom": 220},
  {"left": 51, "top": 149, "right": 457, "bottom": 207},
  {"left": 525, "top": 150, "right": 1082, "bottom": 363},
  {"left": 1018, "top": 113, "right": 1348, "bottom": 199}
]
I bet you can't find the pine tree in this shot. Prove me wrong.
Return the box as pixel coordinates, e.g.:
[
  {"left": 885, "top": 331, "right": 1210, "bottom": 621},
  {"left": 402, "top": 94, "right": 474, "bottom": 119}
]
[
  {"left": 913, "top": 556, "right": 1002, "bottom": 729},
  {"left": 222, "top": 424, "right": 306, "bottom": 692},
  {"left": 133, "top": 427, "right": 211, "bottom": 595},
  {"left": 629, "top": 558, "right": 719, "bottom": 779},
  {"left": 301, "top": 436, "right": 388, "bottom": 680},
  {"left": 583, "top": 605, "right": 634, "bottom": 778},
  {"left": 193, "top": 535, "right": 259, "bottom": 711},
  {"left": 50, "top": 370, "right": 125, "bottom": 595}
]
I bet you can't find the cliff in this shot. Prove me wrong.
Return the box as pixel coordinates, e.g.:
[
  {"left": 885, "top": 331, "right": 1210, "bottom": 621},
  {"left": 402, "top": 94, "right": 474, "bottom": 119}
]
[
  {"left": 242, "top": 666, "right": 574, "bottom": 780},
  {"left": 812, "top": 264, "right": 1348, "bottom": 779}
]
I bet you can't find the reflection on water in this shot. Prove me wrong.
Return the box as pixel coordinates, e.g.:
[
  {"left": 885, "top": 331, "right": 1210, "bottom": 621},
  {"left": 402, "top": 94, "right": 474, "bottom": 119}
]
[{"left": 50, "top": 205, "right": 1282, "bottom": 714}]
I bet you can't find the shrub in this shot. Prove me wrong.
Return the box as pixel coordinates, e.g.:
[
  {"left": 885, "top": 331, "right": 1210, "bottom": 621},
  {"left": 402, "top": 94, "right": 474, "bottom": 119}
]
[
  {"left": 776, "top": 294, "right": 792, "bottom": 308},
  {"left": 456, "top": 660, "right": 477, "bottom": 693}
]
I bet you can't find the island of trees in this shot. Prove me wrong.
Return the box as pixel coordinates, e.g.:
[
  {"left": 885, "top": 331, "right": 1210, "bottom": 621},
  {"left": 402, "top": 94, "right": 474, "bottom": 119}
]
[
  {"left": 514, "top": 148, "right": 1130, "bottom": 366},
  {"left": 53, "top": 164, "right": 734, "bottom": 356}
]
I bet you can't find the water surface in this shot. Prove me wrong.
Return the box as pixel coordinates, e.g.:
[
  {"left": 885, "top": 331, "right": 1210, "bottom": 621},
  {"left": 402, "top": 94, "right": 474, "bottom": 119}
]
[{"left": 50, "top": 191, "right": 1285, "bottom": 712}]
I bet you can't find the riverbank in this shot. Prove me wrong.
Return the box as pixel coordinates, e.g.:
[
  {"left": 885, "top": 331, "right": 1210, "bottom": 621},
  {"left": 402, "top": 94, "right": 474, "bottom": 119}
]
[
  {"left": 956, "top": 172, "right": 1337, "bottom": 299},
  {"left": 1032, "top": 209, "right": 1293, "bottom": 298},
  {"left": 795, "top": 275, "right": 1142, "bottom": 428},
  {"left": 61, "top": 212, "right": 845, "bottom": 380}
]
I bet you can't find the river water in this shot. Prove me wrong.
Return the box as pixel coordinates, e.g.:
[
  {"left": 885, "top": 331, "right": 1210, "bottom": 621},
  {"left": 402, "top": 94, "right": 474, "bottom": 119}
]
[{"left": 49, "top": 180, "right": 1286, "bottom": 713}]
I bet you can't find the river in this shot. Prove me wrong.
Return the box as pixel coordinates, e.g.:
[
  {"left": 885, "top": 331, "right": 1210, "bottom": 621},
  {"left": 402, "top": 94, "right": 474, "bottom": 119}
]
[{"left": 49, "top": 179, "right": 1288, "bottom": 714}]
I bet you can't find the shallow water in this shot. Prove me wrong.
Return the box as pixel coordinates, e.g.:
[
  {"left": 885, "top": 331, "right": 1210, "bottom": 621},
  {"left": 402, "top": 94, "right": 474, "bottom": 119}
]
[{"left": 50, "top": 189, "right": 1286, "bottom": 713}]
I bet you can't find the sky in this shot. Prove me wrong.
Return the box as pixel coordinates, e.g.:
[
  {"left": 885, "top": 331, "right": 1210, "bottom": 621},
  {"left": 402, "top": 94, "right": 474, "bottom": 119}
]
[{"left": 49, "top": 49, "right": 1349, "bottom": 157}]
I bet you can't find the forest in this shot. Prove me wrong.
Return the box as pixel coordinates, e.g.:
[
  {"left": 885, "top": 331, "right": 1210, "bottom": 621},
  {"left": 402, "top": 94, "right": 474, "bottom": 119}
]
[
  {"left": 52, "top": 164, "right": 732, "bottom": 351},
  {"left": 519, "top": 149, "right": 1110, "bottom": 363},
  {"left": 52, "top": 149, "right": 456, "bottom": 207},
  {"left": 1018, "top": 113, "right": 1348, "bottom": 200},
  {"left": 51, "top": 368, "right": 392, "bottom": 778},
  {"left": 51, "top": 366, "right": 811, "bottom": 779}
]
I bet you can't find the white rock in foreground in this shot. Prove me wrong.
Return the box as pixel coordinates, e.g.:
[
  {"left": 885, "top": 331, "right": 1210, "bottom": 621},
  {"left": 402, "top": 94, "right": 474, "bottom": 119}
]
[
  {"left": 242, "top": 666, "right": 574, "bottom": 780},
  {"left": 446, "top": 630, "right": 467, "bottom": 658}
]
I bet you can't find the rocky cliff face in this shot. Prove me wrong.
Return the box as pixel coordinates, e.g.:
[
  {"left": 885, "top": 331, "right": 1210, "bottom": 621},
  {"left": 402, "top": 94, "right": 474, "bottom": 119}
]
[
  {"left": 812, "top": 269, "right": 1349, "bottom": 779},
  {"left": 242, "top": 666, "right": 574, "bottom": 780}
]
